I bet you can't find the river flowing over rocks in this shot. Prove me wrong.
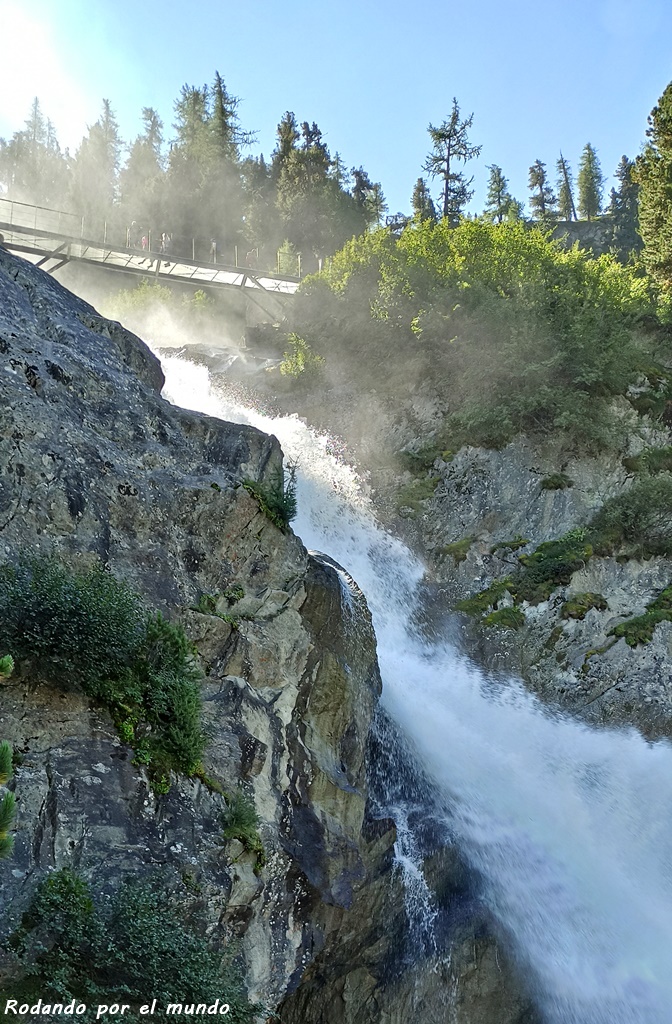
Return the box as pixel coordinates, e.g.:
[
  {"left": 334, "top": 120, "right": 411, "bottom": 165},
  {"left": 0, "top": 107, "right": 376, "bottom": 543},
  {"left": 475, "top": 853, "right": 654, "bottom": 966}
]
[{"left": 0, "top": 250, "right": 537, "bottom": 1021}]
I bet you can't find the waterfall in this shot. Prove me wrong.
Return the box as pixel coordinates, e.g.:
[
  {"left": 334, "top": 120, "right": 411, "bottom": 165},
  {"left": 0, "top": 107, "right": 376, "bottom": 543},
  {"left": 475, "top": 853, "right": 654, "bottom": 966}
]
[{"left": 161, "top": 353, "right": 672, "bottom": 1024}]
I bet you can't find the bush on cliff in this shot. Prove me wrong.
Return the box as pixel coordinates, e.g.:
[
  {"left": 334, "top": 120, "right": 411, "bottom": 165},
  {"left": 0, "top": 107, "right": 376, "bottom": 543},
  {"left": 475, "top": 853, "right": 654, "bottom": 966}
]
[
  {"left": 5, "top": 869, "right": 257, "bottom": 1022},
  {"left": 287, "top": 220, "right": 657, "bottom": 450},
  {"left": 0, "top": 555, "right": 205, "bottom": 788}
]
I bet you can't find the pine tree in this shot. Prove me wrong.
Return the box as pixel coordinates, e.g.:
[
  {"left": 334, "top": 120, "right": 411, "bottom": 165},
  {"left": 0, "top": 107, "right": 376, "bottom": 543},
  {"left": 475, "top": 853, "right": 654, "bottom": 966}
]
[
  {"left": 577, "top": 143, "right": 604, "bottom": 221},
  {"left": 411, "top": 177, "right": 437, "bottom": 223},
  {"left": 528, "top": 160, "right": 557, "bottom": 223},
  {"left": 0, "top": 97, "right": 68, "bottom": 206},
  {"left": 556, "top": 153, "right": 577, "bottom": 221},
  {"left": 70, "top": 99, "right": 122, "bottom": 232},
  {"left": 423, "top": 98, "right": 482, "bottom": 226},
  {"left": 271, "top": 112, "right": 300, "bottom": 182},
  {"left": 634, "top": 82, "right": 672, "bottom": 290},
  {"left": 118, "top": 108, "right": 165, "bottom": 234},
  {"left": 483, "top": 165, "right": 518, "bottom": 224},
  {"left": 608, "top": 156, "right": 641, "bottom": 263}
]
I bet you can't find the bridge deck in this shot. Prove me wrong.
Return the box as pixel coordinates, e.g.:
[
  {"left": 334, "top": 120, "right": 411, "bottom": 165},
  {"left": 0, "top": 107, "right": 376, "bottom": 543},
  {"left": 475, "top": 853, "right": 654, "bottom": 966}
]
[{"left": 0, "top": 199, "right": 300, "bottom": 296}]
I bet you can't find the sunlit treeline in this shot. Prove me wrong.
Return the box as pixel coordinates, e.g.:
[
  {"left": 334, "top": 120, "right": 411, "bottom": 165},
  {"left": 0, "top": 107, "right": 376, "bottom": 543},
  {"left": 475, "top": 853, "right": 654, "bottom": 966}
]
[{"left": 0, "top": 75, "right": 387, "bottom": 273}]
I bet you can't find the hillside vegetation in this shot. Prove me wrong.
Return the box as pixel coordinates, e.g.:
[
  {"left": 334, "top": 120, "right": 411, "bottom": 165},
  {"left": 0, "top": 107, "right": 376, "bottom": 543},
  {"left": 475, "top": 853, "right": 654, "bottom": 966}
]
[{"left": 284, "top": 219, "right": 671, "bottom": 455}]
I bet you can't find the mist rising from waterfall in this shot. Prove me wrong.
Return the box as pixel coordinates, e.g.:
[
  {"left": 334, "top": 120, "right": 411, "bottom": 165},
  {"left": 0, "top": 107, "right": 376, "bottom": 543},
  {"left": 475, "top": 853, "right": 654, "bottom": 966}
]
[{"left": 162, "top": 353, "right": 672, "bottom": 1024}]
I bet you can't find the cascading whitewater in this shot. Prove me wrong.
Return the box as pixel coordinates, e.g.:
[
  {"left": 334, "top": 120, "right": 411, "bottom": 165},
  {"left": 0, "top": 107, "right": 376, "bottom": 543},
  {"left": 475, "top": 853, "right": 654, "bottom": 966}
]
[{"left": 162, "top": 353, "right": 672, "bottom": 1024}]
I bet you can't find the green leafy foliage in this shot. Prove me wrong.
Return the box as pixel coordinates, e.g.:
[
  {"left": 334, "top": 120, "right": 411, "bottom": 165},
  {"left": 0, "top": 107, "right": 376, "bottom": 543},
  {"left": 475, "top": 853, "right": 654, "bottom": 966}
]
[
  {"left": 222, "top": 789, "right": 266, "bottom": 870},
  {"left": 589, "top": 476, "right": 672, "bottom": 556},
  {"left": 0, "top": 740, "right": 15, "bottom": 860},
  {"left": 454, "top": 578, "right": 513, "bottom": 616},
  {"left": 243, "top": 462, "right": 298, "bottom": 529},
  {"left": 483, "top": 607, "right": 525, "bottom": 630},
  {"left": 0, "top": 654, "right": 14, "bottom": 678},
  {"left": 561, "top": 593, "right": 608, "bottom": 620},
  {"left": 490, "top": 536, "right": 529, "bottom": 555},
  {"left": 289, "top": 219, "right": 654, "bottom": 453},
  {"left": 609, "top": 584, "right": 672, "bottom": 646},
  {"left": 441, "top": 536, "right": 475, "bottom": 563},
  {"left": 394, "top": 476, "right": 438, "bottom": 517},
  {"left": 279, "top": 333, "right": 324, "bottom": 378},
  {"left": 0, "top": 555, "right": 204, "bottom": 788},
  {"left": 6, "top": 870, "right": 257, "bottom": 1022},
  {"left": 512, "top": 529, "right": 593, "bottom": 604}
]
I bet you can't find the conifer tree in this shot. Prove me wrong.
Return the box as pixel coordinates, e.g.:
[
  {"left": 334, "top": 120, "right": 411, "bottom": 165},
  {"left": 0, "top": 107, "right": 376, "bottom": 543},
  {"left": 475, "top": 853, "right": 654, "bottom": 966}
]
[
  {"left": 483, "top": 165, "right": 519, "bottom": 224},
  {"left": 70, "top": 99, "right": 122, "bottom": 232},
  {"left": 528, "top": 160, "right": 557, "bottom": 223},
  {"left": 119, "top": 108, "right": 165, "bottom": 233},
  {"left": 0, "top": 97, "right": 68, "bottom": 206},
  {"left": 634, "top": 82, "right": 672, "bottom": 290},
  {"left": 608, "top": 156, "right": 641, "bottom": 263},
  {"left": 411, "top": 177, "right": 437, "bottom": 223},
  {"left": 577, "top": 143, "right": 604, "bottom": 221},
  {"left": 556, "top": 153, "right": 577, "bottom": 221},
  {"left": 423, "top": 99, "right": 482, "bottom": 226}
]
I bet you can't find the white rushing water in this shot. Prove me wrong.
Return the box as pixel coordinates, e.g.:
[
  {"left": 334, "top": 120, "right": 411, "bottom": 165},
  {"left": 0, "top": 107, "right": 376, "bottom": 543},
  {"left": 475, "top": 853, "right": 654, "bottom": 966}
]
[{"left": 162, "top": 353, "right": 672, "bottom": 1024}]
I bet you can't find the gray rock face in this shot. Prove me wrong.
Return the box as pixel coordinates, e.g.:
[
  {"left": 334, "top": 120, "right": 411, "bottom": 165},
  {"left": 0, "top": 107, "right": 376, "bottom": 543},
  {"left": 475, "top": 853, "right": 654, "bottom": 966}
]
[
  {"left": 0, "top": 250, "right": 537, "bottom": 1023},
  {"left": 416, "top": 438, "right": 672, "bottom": 737},
  {"left": 0, "top": 247, "right": 381, "bottom": 1009}
]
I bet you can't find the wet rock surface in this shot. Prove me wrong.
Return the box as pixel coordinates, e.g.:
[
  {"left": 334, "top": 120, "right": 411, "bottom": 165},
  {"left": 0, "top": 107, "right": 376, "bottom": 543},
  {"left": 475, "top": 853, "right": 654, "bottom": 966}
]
[{"left": 0, "top": 250, "right": 535, "bottom": 1023}]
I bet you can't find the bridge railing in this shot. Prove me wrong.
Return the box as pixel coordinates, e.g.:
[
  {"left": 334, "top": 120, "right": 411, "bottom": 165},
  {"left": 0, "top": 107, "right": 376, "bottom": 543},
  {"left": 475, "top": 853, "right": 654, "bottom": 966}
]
[{"left": 0, "top": 197, "right": 303, "bottom": 279}]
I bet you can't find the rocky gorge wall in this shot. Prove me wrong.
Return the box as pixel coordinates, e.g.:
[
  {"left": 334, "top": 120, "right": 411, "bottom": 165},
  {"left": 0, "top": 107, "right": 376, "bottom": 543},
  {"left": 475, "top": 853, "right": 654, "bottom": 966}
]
[{"left": 0, "top": 248, "right": 538, "bottom": 1024}]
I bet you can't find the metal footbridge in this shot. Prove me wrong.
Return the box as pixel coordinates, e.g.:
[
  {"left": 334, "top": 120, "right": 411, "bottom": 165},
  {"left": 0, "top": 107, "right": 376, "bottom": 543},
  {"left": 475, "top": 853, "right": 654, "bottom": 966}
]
[{"left": 0, "top": 198, "right": 300, "bottom": 297}]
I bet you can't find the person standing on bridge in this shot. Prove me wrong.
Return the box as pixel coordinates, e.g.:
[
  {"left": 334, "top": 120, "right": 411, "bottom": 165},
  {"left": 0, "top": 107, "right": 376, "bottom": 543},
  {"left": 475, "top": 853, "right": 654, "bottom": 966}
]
[{"left": 210, "top": 238, "right": 217, "bottom": 264}]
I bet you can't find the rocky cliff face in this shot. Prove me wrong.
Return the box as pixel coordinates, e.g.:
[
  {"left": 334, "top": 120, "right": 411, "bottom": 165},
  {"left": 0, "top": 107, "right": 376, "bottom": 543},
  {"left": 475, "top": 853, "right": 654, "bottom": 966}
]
[
  {"left": 0, "top": 245, "right": 383, "bottom": 1009},
  {"left": 415, "top": 436, "right": 672, "bottom": 738},
  {"left": 0, "top": 249, "right": 537, "bottom": 1023}
]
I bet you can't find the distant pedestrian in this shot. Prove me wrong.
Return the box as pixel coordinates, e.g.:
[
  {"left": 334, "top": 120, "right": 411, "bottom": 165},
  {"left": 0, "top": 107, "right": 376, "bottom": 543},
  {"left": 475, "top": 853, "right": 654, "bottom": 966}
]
[
  {"left": 210, "top": 238, "right": 217, "bottom": 263},
  {"left": 141, "top": 235, "right": 148, "bottom": 251}
]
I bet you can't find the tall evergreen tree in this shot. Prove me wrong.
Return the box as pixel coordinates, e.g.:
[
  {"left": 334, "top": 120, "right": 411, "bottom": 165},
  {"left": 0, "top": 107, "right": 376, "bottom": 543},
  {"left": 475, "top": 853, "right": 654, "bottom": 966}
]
[
  {"left": 528, "top": 160, "right": 557, "bottom": 223},
  {"left": 577, "top": 143, "right": 604, "bottom": 221},
  {"left": 423, "top": 98, "right": 482, "bottom": 226},
  {"left": 70, "top": 99, "right": 122, "bottom": 232},
  {"left": 556, "top": 153, "right": 577, "bottom": 221},
  {"left": 634, "top": 82, "right": 672, "bottom": 290},
  {"left": 0, "top": 97, "right": 68, "bottom": 206},
  {"left": 271, "top": 112, "right": 300, "bottom": 182},
  {"left": 483, "top": 165, "right": 518, "bottom": 224},
  {"left": 411, "top": 177, "right": 437, "bottom": 223},
  {"left": 119, "top": 108, "right": 165, "bottom": 237},
  {"left": 608, "top": 156, "right": 641, "bottom": 263}
]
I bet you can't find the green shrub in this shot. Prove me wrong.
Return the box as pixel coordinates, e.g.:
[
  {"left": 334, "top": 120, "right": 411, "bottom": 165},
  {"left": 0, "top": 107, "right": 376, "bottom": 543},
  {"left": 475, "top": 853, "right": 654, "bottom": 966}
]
[
  {"left": 490, "top": 536, "right": 529, "bottom": 555},
  {"left": 279, "top": 333, "right": 324, "bottom": 378},
  {"left": 540, "top": 473, "right": 574, "bottom": 490},
  {"left": 395, "top": 476, "right": 438, "bottom": 516},
  {"left": 589, "top": 476, "right": 672, "bottom": 555},
  {"left": 483, "top": 607, "right": 526, "bottom": 630},
  {"left": 561, "top": 592, "right": 608, "bottom": 619},
  {"left": 7, "top": 870, "right": 257, "bottom": 1022},
  {"left": 0, "top": 740, "right": 16, "bottom": 860},
  {"left": 609, "top": 584, "right": 672, "bottom": 646},
  {"left": 455, "top": 578, "right": 512, "bottom": 615},
  {"left": 441, "top": 536, "right": 475, "bottom": 563},
  {"left": 222, "top": 789, "right": 266, "bottom": 870},
  {"left": 512, "top": 528, "right": 593, "bottom": 604},
  {"left": 243, "top": 462, "right": 298, "bottom": 529},
  {"left": 0, "top": 555, "right": 205, "bottom": 789},
  {"left": 0, "top": 654, "right": 14, "bottom": 678}
]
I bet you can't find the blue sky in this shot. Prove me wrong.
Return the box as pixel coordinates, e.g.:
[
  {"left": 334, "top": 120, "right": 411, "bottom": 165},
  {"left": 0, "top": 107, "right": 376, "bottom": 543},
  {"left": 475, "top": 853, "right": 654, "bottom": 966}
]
[{"left": 1, "top": 0, "right": 670, "bottom": 216}]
